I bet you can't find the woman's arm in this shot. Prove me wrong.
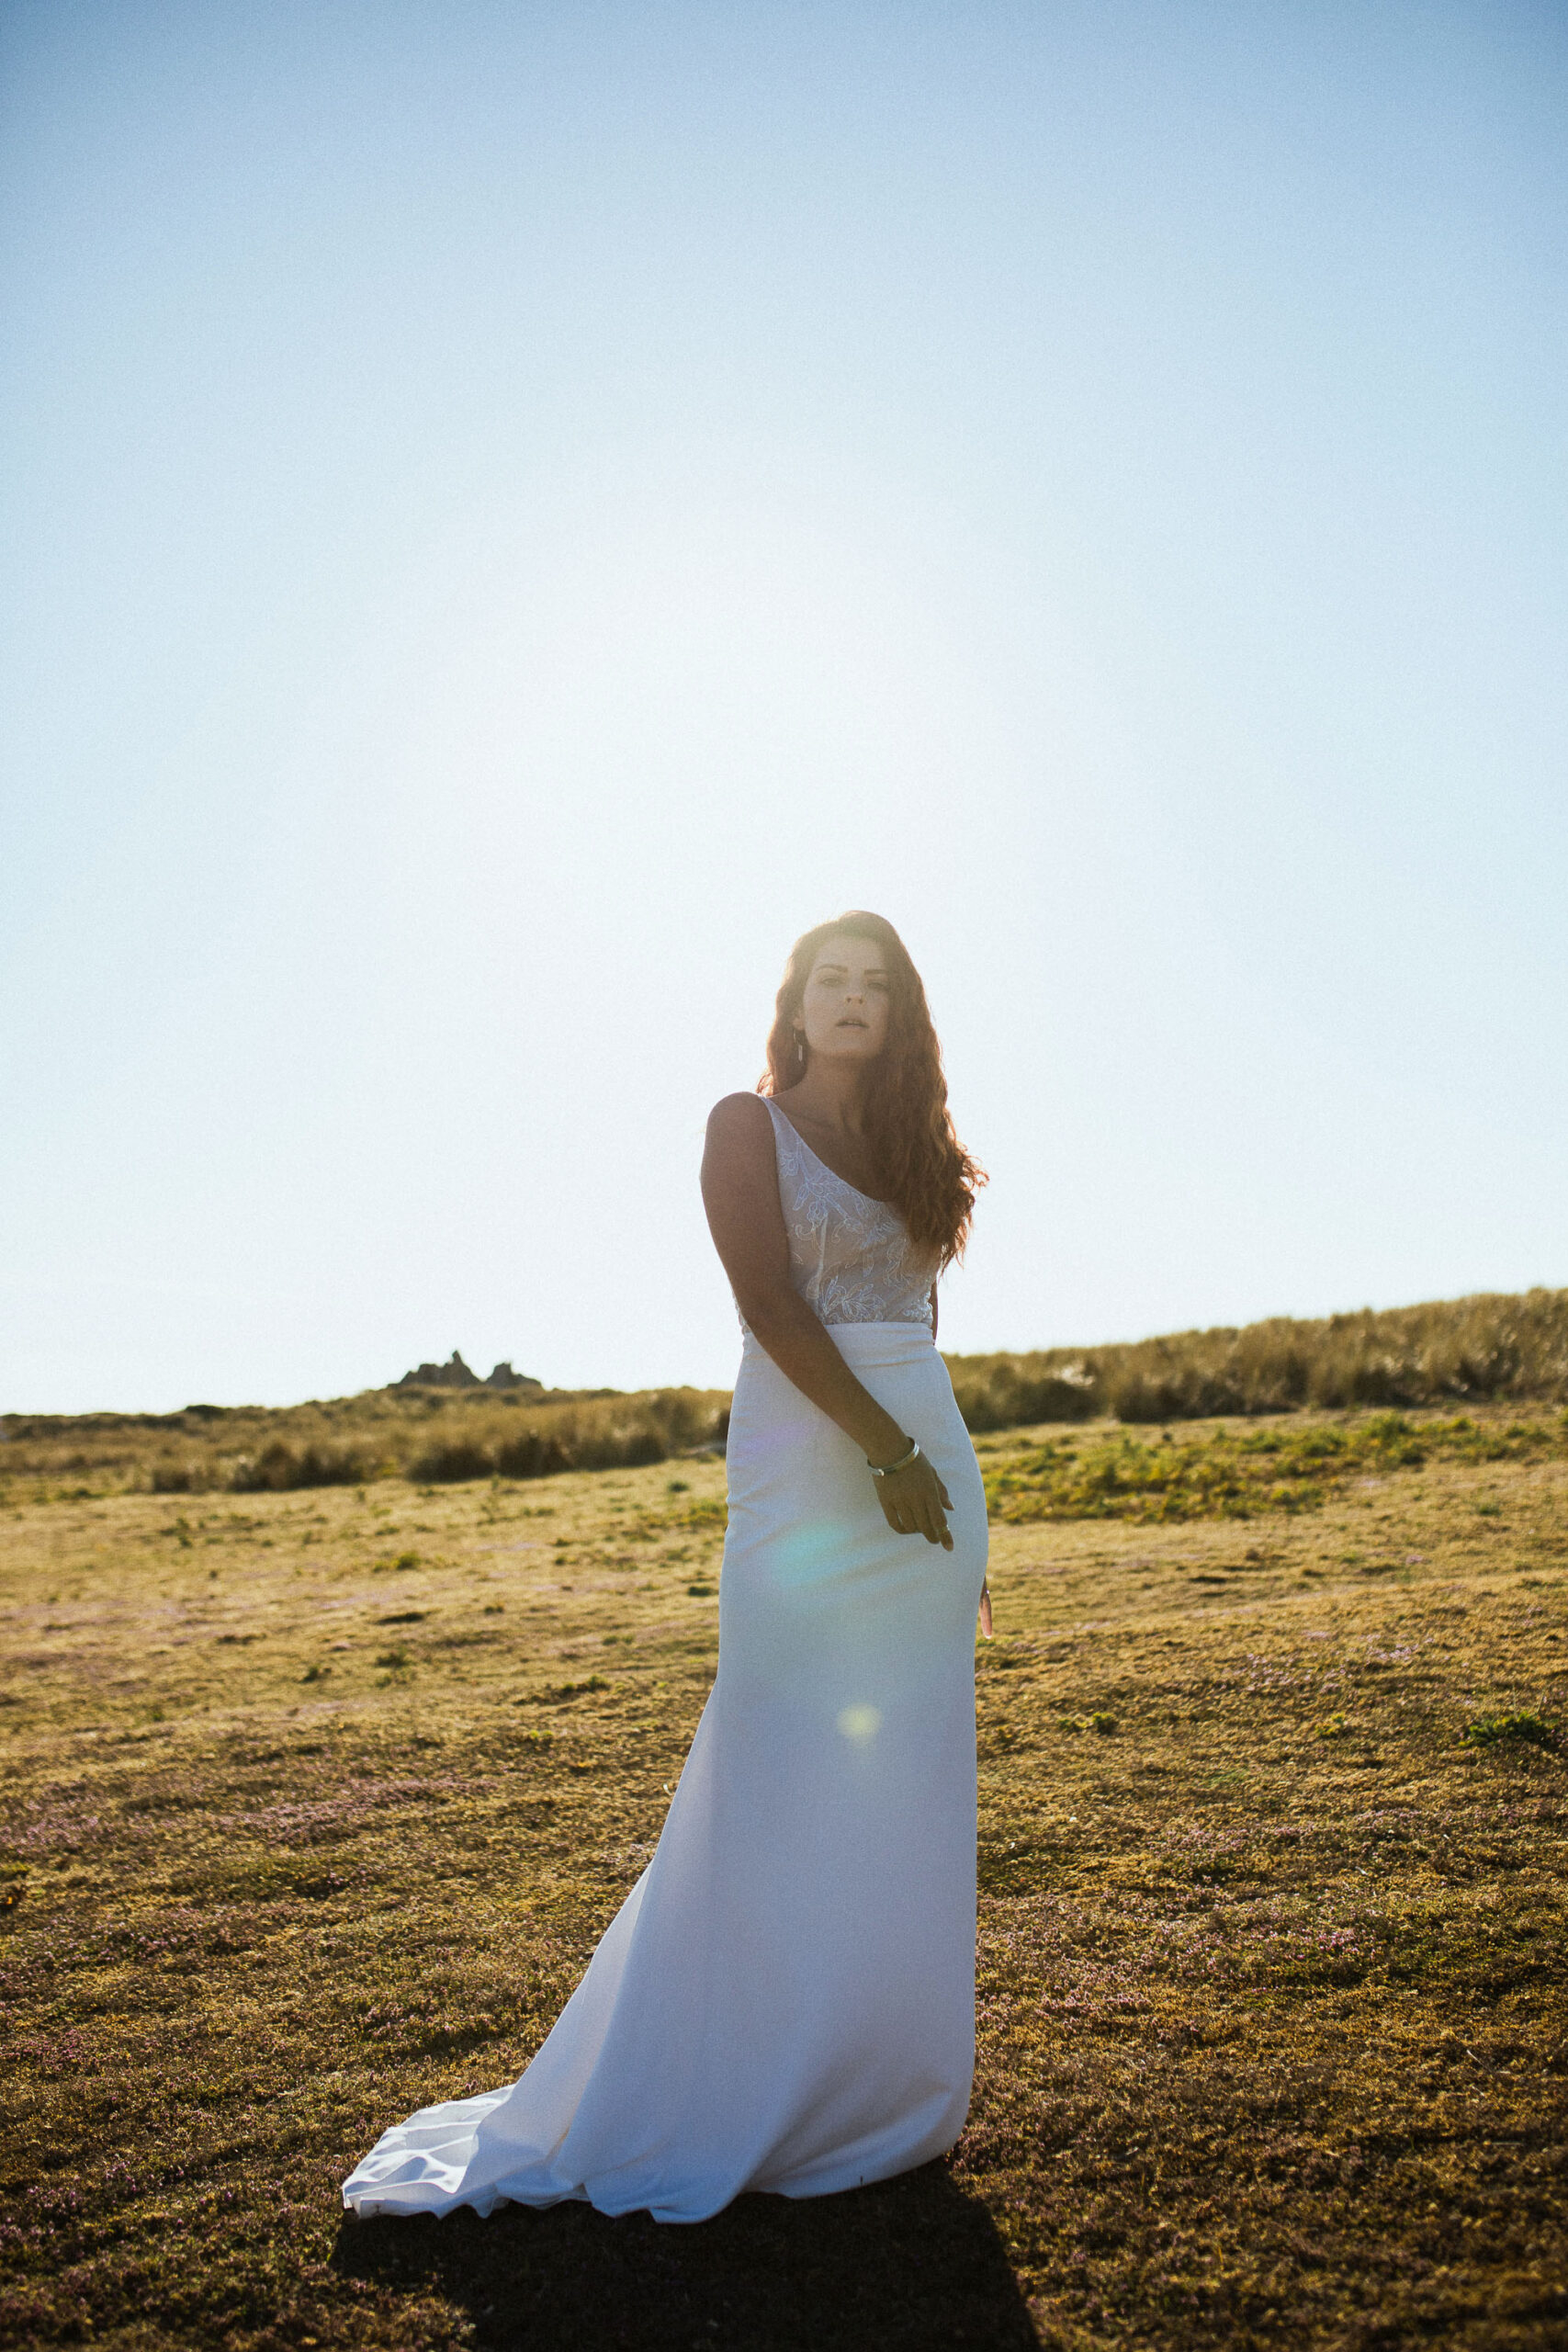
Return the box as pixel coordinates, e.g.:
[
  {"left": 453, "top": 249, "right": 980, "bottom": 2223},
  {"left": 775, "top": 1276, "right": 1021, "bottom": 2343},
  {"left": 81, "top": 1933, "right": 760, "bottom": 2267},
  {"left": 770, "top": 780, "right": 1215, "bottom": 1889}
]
[
  {"left": 928, "top": 1274, "right": 992, "bottom": 1633},
  {"left": 701, "top": 1094, "right": 953, "bottom": 1549}
]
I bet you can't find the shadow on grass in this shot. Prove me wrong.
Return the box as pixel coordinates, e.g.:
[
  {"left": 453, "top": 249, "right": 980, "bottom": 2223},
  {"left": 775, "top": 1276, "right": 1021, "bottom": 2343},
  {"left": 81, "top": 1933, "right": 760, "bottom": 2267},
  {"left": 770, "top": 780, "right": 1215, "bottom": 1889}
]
[{"left": 332, "top": 2158, "right": 1039, "bottom": 2351}]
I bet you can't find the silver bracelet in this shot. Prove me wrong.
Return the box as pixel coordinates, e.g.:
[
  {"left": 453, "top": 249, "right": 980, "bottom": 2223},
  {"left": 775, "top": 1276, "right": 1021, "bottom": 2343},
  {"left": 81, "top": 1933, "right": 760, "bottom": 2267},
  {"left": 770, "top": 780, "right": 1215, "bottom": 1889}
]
[{"left": 868, "top": 1438, "right": 921, "bottom": 1478}]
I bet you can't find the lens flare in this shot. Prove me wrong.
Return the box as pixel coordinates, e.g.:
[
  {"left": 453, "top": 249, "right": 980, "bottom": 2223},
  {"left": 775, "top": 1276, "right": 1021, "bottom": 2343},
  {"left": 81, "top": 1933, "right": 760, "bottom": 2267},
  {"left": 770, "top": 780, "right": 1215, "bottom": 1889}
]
[{"left": 837, "top": 1702, "right": 882, "bottom": 1745}]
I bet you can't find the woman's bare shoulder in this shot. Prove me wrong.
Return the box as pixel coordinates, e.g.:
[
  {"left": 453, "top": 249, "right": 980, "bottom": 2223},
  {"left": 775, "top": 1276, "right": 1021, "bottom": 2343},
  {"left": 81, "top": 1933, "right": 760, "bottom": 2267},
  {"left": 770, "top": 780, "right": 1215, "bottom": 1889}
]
[
  {"left": 705, "top": 1091, "right": 775, "bottom": 1141},
  {"left": 702, "top": 1094, "right": 782, "bottom": 1231}
]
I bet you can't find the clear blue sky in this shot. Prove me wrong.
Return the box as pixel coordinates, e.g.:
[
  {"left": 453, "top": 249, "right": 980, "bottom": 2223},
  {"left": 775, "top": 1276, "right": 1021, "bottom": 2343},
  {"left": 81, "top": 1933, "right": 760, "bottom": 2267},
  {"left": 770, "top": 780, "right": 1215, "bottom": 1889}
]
[{"left": 3, "top": 0, "right": 1564, "bottom": 1411}]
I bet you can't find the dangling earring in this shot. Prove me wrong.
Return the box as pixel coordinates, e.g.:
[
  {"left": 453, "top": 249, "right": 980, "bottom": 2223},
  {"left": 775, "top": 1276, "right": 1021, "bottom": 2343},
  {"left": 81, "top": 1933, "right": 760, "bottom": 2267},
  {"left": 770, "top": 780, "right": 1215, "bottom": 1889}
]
[{"left": 794, "top": 1030, "right": 806, "bottom": 1063}]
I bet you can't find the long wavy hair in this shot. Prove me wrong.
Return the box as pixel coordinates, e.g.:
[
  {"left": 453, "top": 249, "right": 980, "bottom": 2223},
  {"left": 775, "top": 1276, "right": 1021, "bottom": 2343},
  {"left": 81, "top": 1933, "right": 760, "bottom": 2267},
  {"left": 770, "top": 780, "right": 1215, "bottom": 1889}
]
[{"left": 759, "top": 911, "right": 985, "bottom": 1265}]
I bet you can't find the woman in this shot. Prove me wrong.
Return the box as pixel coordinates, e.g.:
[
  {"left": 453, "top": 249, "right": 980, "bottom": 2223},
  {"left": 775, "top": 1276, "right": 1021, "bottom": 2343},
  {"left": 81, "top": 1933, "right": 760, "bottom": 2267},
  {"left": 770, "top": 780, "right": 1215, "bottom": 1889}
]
[{"left": 342, "top": 910, "right": 989, "bottom": 2225}]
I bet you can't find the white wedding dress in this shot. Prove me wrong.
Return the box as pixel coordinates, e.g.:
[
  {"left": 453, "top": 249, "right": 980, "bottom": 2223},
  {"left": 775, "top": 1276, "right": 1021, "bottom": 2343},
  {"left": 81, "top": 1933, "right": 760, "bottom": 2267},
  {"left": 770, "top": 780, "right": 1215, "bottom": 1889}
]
[{"left": 342, "top": 1098, "right": 989, "bottom": 2224}]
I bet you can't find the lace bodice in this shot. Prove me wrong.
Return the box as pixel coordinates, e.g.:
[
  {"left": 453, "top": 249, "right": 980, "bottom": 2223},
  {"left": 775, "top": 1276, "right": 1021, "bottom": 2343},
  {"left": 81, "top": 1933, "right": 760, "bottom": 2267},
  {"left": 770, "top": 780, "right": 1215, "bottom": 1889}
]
[{"left": 743, "top": 1097, "right": 942, "bottom": 1331}]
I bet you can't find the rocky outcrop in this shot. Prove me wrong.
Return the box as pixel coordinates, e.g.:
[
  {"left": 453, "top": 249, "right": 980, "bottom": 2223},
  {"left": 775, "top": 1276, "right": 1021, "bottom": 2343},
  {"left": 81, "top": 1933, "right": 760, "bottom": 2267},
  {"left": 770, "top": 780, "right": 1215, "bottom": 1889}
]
[{"left": 391, "top": 1352, "right": 542, "bottom": 1392}]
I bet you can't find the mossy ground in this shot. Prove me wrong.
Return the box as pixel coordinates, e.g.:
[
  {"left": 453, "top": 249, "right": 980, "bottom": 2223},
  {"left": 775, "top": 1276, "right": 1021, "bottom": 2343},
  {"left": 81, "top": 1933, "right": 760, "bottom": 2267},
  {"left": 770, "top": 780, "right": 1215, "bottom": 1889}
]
[{"left": 2, "top": 1407, "right": 1564, "bottom": 2349}]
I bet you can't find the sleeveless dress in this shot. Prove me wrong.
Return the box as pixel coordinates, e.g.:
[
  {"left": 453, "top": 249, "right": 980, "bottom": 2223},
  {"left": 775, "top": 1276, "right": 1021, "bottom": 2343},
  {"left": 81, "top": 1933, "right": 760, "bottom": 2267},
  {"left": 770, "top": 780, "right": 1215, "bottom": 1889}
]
[{"left": 341, "top": 1098, "right": 989, "bottom": 2223}]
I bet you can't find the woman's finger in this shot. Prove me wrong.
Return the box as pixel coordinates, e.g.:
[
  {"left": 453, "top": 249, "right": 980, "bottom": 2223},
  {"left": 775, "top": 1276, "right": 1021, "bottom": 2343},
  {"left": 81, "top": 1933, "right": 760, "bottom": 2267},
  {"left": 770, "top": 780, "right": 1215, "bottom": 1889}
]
[{"left": 876, "top": 1461, "right": 958, "bottom": 1544}]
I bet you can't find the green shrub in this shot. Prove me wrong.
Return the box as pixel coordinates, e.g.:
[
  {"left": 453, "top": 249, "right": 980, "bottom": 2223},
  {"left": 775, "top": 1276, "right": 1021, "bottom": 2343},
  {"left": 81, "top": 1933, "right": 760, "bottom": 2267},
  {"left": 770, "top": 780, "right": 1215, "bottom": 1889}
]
[
  {"left": 1458, "top": 1710, "right": 1555, "bottom": 1750},
  {"left": 983, "top": 1412, "right": 1566, "bottom": 1525}
]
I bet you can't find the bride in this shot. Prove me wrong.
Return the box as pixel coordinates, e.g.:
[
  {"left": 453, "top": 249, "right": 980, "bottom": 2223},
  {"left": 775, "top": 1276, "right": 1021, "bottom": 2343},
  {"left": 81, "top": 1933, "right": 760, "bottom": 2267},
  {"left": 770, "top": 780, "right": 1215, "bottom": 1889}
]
[{"left": 342, "top": 910, "right": 990, "bottom": 2225}]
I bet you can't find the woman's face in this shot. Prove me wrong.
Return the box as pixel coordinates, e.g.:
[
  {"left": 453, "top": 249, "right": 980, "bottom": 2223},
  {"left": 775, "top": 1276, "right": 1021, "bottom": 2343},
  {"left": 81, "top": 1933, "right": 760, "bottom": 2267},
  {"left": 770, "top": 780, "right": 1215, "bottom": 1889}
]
[{"left": 796, "top": 934, "right": 893, "bottom": 1065}]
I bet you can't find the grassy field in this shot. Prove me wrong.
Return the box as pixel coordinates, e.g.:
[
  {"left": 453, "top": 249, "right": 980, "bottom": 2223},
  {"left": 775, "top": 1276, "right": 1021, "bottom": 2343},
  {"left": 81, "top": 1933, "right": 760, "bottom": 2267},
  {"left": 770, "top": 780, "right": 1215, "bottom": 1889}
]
[
  {"left": 3, "top": 1405, "right": 1565, "bottom": 2350},
  {"left": 6, "top": 1287, "right": 1564, "bottom": 1512}
]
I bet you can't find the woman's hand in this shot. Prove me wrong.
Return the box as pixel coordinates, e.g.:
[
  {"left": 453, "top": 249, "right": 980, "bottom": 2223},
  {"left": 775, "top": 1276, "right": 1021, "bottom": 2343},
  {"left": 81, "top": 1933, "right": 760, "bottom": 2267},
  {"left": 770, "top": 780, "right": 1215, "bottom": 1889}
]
[{"left": 872, "top": 1451, "right": 954, "bottom": 1549}]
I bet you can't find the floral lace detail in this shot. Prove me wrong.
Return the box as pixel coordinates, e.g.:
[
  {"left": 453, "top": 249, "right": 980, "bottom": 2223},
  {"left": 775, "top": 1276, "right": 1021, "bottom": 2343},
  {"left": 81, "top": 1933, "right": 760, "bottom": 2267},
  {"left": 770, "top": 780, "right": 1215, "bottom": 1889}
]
[{"left": 741, "top": 1098, "right": 941, "bottom": 1330}]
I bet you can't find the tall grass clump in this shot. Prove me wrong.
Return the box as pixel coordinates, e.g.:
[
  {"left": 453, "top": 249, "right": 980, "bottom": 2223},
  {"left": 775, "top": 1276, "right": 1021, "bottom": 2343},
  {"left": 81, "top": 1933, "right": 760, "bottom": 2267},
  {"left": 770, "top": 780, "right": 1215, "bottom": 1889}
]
[
  {"left": 942, "top": 1357, "right": 1099, "bottom": 1433},
  {"left": 229, "top": 1442, "right": 375, "bottom": 1492},
  {"left": 407, "top": 1391, "right": 724, "bottom": 1485},
  {"left": 946, "top": 1287, "right": 1568, "bottom": 1429},
  {"left": 0, "top": 1383, "right": 730, "bottom": 1500}
]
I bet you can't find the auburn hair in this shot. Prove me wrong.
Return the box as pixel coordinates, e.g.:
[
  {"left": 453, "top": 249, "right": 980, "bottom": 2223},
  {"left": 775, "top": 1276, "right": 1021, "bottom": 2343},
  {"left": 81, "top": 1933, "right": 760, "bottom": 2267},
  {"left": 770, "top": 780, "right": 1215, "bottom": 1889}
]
[{"left": 759, "top": 910, "right": 985, "bottom": 1265}]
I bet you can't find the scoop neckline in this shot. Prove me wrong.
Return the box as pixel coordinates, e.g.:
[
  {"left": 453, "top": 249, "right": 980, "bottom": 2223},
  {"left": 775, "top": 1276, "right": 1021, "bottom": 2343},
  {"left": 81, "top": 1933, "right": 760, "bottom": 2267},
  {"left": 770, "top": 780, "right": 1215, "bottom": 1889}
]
[{"left": 764, "top": 1096, "right": 897, "bottom": 1209}]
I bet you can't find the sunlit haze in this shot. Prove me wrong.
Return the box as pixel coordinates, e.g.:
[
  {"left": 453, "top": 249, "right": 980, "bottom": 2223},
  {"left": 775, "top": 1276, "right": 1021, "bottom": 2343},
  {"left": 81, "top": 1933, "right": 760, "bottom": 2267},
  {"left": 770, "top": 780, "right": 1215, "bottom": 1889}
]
[{"left": 4, "top": 2, "right": 1564, "bottom": 1411}]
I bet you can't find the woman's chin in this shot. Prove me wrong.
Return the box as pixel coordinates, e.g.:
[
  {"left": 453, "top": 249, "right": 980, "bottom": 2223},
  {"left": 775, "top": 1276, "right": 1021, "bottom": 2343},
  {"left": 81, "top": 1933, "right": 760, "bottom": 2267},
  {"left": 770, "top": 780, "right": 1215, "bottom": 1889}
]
[{"left": 813, "top": 1036, "right": 884, "bottom": 1063}]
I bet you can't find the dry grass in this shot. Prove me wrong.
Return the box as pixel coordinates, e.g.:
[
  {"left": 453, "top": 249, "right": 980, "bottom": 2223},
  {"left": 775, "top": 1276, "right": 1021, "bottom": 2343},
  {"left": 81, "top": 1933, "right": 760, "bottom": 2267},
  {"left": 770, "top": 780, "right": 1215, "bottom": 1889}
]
[
  {"left": 2, "top": 1404, "right": 1565, "bottom": 2349},
  {"left": 946, "top": 1286, "right": 1568, "bottom": 1429},
  {"left": 0, "top": 1385, "right": 730, "bottom": 1503},
  {"left": 9, "top": 1285, "right": 1564, "bottom": 1509}
]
